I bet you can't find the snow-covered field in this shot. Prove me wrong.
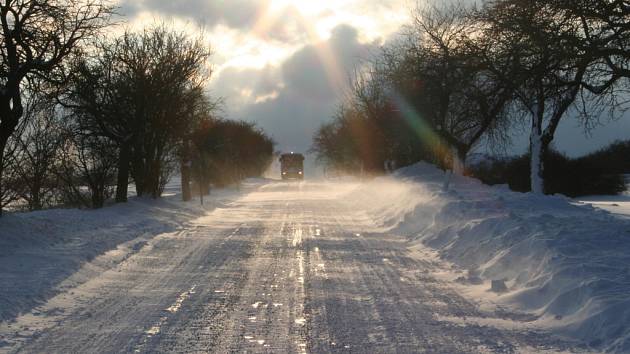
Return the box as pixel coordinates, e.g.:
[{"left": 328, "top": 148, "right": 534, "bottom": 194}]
[
  {"left": 351, "top": 163, "right": 630, "bottom": 352},
  {"left": 578, "top": 195, "right": 630, "bottom": 220}
]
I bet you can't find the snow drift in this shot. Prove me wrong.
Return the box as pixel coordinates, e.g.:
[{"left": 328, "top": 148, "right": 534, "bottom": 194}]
[{"left": 351, "top": 162, "right": 630, "bottom": 352}]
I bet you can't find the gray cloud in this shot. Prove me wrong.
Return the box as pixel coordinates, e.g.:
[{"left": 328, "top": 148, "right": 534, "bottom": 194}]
[
  {"left": 281, "top": 25, "right": 370, "bottom": 102},
  {"left": 216, "top": 24, "right": 378, "bottom": 153},
  {"left": 120, "top": 0, "right": 264, "bottom": 29},
  {"left": 211, "top": 66, "right": 282, "bottom": 106},
  {"left": 119, "top": 0, "right": 310, "bottom": 45}
]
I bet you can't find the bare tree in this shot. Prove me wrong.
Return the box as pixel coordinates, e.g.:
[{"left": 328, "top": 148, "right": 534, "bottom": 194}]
[
  {"left": 561, "top": 0, "right": 630, "bottom": 82},
  {"left": 13, "top": 98, "right": 63, "bottom": 210},
  {"left": 0, "top": 0, "right": 113, "bottom": 215},
  {"left": 65, "top": 53, "right": 134, "bottom": 202},
  {"left": 66, "top": 25, "right": 213, "bottom": 200},
  {"left": 551, "top": 0, "right": 630, "bottom": 123},
  {"left": 0, "top": 131, "right": 21, "bottom": 210},
  {"left": 312, "top": 105, "right": 366, "bottom": 174},
  {"left": 392, "top": 2, "right": 515, "bottom": 188},
  {"left": 476, "top": 0, "right": 594, "bottom": 194},
  {"left": 57, "top": 127, "right": 117, "bottom": 209},
  {"left": 313, "top": 0, "right": 629, "bottom": 193},
  {"left": 312, "top": 3, "right": 515, "bottom": 181}
]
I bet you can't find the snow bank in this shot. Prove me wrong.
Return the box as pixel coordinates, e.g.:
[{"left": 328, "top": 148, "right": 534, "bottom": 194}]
[
  {"left": 351, "top": 162, "right": 630, "bottom": 352},
  {"left": 0, "top": 185, "right": 246, "bottom": 322}
]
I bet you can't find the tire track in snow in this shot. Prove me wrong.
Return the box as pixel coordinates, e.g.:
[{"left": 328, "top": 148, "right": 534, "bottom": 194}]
[
  {"left": 10, "top": 218, "right": 256, "bottom": 353},
  {"left": 212, "top": 199, "right": 311, "bottom": 353}
]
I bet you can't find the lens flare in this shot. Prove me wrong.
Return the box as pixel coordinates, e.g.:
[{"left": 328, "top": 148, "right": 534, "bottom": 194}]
[{"left": 386, "top": 89, "right": 452, "bottom": 166}]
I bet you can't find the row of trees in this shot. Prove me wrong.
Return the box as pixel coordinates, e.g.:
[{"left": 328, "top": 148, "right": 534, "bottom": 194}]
[
  {"left": 0, "top": 23, "right": 215, "bottom": 212},
  {"left": 0, "top": 0, "right": 274, "bottom": 215},
  {"left": 313, "top": 0, "right": 630, "bottom": 194},
  {"left": 66, "top": 26, "right": 215, "bottom": 202},
  {"left": 187, "top": 119, "right": 274, "bottom": 199}
]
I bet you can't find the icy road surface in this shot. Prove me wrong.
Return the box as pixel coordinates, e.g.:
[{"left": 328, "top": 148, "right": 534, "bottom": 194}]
[{"left": 2, "top": 181, "right": 581, "bottom": 353}]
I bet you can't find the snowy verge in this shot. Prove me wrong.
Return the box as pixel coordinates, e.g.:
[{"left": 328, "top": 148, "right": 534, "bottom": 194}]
[
  {"left": 0, "top": 182, "right": 258, "bottom": 322},
  {"left": 579, "top": 194, "right": 630, "bottom": 220},
  {"left": 348, "top": 162, "right": 630, "bottom": 352}
]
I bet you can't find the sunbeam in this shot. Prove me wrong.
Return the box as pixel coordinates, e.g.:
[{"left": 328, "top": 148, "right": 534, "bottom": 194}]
[
  {"left": 252, "top": 1, "right": 348, "bottom": 94},
  {"left": 386, "top": 89, "right": 450, "bottom": 163}
]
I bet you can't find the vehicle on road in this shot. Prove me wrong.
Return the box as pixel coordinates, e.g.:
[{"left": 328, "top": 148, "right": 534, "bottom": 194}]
[{"left": 280, "top": 152, "right": 304, "bottom": 180}]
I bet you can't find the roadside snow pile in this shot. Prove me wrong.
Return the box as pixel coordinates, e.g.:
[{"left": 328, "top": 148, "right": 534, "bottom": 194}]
[
  {"left": 353, "top": 162, "right": 630, "bottom": 352},
  {"left": 0, "top": 187, "right": 242, "bottom": 322}
]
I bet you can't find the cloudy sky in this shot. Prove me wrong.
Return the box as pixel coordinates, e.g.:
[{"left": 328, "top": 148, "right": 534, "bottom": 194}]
[
  {"left": 118, "top": 0, "right": 409, "bottom": 155},
  {"left": 118, "top": 0, "right": 630, "bottom": 159}
]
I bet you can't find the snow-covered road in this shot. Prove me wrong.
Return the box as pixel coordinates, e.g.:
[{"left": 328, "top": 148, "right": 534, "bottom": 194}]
[{"left": 2, "top": 181, "right": 583, "bottom": 353}]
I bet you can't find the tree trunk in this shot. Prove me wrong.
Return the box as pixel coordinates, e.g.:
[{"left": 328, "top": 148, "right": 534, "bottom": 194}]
[
  {"left": 115, "top": 143, "right": 131, "bottom": 203},
  {"left": 150, "top": 159, "right": 161, "bottom": 198},
  {"left": 32, "top": 180, "right": 42, "bottom": 211},
  {"left": 131, "top": 143, "right": 147, "bottom": 197},
  {"left": 443, "top": 146, "right": 466, "bottom": 191},
  {"left": 91, "top": 186, "right": 105, "bottom": 209},
  {"left": 202, "top": 179, "right": 211, "bottom": 196},
  {"left": 134, "top": 166, "right": 145, "bottom": 197},
  {"left": 181, "top": 139, "right": 192, "bottom": 202},
  {"left": 443, "top": 169, "right": 453, "bottom": 191},
  {"left": 452, "top": 146, "right": 465, "bottom": 176},
  {"left": 0, "top": 134, "right": 10, "bottom": 217},
  {"left": 0, "top": 140, "right": 4, "bottom": 217},
  {"left": 530, "top": 119, "right": 545, "bottom": 195},
  {"left": 181, "top": 163, "right": 192, "bottom": 201},
  {"left": 141, "top": 158, "right": 161, "bottom": 199}
]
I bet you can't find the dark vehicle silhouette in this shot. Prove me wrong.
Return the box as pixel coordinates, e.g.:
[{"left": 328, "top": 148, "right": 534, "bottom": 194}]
[{"left": 280, "top": 153, "right": 304, "bottom": 180}]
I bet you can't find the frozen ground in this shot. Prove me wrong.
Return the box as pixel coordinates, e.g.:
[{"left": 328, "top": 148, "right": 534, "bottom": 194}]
[{"left": 0, "top": 167, "right": 627, "bottom": 353}]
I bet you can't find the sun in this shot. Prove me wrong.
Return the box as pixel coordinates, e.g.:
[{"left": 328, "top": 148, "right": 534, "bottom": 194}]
[{"left": 268, "top": 0, "right": 294, "bottom": 11}]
